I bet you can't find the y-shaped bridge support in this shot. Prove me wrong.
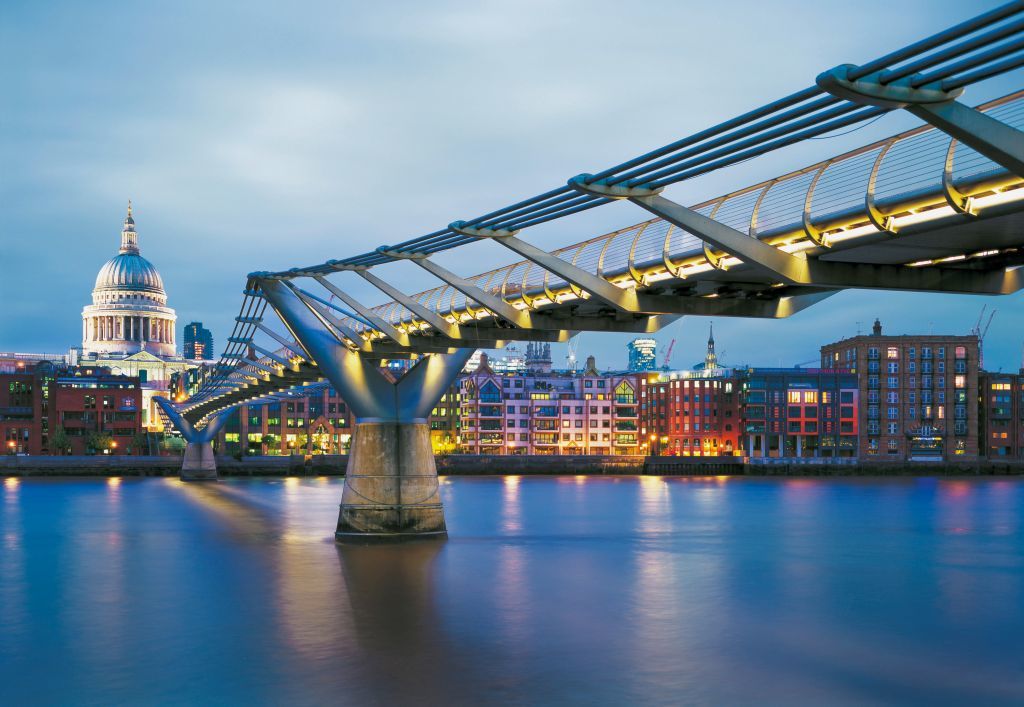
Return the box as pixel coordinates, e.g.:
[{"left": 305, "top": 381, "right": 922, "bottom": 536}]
[
  {"left": 154, "top": 397, "right": 234, "bottom": 481},
  {"left": 259, "top": 279, "right": 474, "bottom": 542}
]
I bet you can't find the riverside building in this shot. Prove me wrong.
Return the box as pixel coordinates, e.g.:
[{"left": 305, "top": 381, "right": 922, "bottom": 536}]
[
  {"left": 820, "top": 320, "right": 979, "bottom": 460},
  {"left": 458, "top": 354, "right": 641, "bottom": 455},
  {"left": 0, "top": 362, "right": 143, "bottom": 455},
  {"left": 978, "top": 371, "right": 1024, "bottom": 459}
]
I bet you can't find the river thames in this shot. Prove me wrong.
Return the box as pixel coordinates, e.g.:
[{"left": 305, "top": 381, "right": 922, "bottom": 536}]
[{"left": 1, "top": 475, "right": 1022, "bottom": 705}]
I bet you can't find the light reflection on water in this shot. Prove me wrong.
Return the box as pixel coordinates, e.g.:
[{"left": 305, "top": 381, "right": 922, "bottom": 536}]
[{"left": 1, "top": 475, "right": 1023, "bottom": 705}]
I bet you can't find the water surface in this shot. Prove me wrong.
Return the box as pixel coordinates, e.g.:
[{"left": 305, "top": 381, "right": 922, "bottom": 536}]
[{"left": 1, "top": 475, "right": 1023, "bottom": 705}]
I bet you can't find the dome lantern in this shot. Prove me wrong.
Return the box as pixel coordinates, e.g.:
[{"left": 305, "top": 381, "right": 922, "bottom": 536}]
[{"left": 120, "top": 200, "right": 139, "bottom": 254}]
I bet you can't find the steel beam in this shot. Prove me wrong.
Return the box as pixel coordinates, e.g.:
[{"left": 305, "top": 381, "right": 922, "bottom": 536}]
[
  {"left": 816, "top": 64, "right": 1024, "bottom": 176},
  {"left": 356, "top": 270, "right": 461, "bottom": 339},
  {"left": 254, "top": 323, "right": 308, "bottom": 358},
  {"left": 288, "top": 283, "right": 372, "bottom": 352},
  {"left": 313, "top": 275, "right": 410, "bottom": 346},
  {"left": 411, "top": 257, "right": 534, "bottom": 328},
  {"left": 907, "top": 100, "right": 1024, "bottom": 177}
]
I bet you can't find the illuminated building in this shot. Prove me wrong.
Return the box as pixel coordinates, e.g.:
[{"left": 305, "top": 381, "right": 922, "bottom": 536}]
[
  {"left": 627, "top": 338, "right": 657, "bottom": 372},
  {"left": 182, "top": 322, "right": 214, "bottom": 360},
  {"left": 820, "top": 319, "right": 979, "bottom": 460},
  {"left": 459, "top": 354, "right": 641, "bottom": 455}
]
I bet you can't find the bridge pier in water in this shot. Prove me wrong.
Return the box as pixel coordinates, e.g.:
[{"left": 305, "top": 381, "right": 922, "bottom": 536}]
[
  {"left": 260, "top": 279, "right": 473, "bottom": 542},
  {"left": 153, "top": 397, "right": 233, "bottom": 481}
]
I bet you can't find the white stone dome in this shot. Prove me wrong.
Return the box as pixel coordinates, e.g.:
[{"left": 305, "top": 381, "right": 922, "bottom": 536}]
[
  {"left": 82, "top": 202, "right": 177, "bottom": 358},
  {"left": 94, "top": 252, "right": 165, "bottom": 294}
]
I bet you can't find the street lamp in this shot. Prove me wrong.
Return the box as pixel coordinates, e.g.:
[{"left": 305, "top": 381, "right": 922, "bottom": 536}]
[
  {"left": 649, "top": 433, "right": 659, "bottom": 456},
  {"left": 661, "top": 436, "right": 669, "bottom": 457}
]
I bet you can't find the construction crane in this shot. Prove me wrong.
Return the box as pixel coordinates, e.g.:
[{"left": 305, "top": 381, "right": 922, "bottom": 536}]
[
  {"left": 971, "top": 306, "right": 997, "bottom": 369},
  {"left": 662, "top": 339, "right": 676, "bottom": 370},
  {"left": 565, "top": 333, "right": 581, "bottom": 372}
]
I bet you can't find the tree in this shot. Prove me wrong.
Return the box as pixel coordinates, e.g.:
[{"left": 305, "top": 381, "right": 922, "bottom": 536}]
[
  {"left": 88, "top": 432, "right": 114, "bottom": 455},
  {"left": 50, "top": 426, "right": 70, "bottom": 456},
  {"left": 160, "top": 435, "right": 186, "bottom": 456},
  {"left": 130, "top": 432, "right": 150, "bottom": 456},
  {"left": 261, "top": 433, "right": 279, "bottom": 455}
]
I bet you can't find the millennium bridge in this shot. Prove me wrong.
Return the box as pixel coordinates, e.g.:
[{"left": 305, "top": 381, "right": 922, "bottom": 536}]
[{"left": 158, "top": 3, "right": 1024, "bottom": 541}]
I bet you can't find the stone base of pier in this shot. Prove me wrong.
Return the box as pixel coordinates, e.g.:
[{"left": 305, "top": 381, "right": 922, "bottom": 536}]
[
  {"left": 336, "top": 422, "right": 446, "bottom": 543},
  {"left": 181, "top": 442, "right": 218, "bottom": 482}
]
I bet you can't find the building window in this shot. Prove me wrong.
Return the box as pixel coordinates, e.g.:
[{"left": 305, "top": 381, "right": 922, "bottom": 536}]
[{"left": 887, "top": 347, "right": 899, "bottom": 359}]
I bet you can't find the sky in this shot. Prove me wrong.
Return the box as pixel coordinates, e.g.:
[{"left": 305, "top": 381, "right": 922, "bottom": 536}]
[{"left": 2, "top": 0, "right": 1022, "bottom": 372}]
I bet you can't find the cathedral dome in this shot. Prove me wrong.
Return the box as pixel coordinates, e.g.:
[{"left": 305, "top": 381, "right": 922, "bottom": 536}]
[
  {"left": 82, "top": 202, "right": 177, "bottom": 359},
  {"left": 94, "top": 252, "right": 165, "bottom": 294},
  {"left": 92, "top": 201, "right": 166, "bottom": 295}
]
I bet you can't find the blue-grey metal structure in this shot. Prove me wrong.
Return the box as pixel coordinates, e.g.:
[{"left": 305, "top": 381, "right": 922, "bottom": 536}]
[{"left": 160, "top": 4, "right": 1024, "bottom": 537}]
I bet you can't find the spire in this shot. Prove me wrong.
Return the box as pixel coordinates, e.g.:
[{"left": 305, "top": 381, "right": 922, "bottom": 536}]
[
  {"left": 120, "top": 200, "right": 139, "bottom": 254},
  {"left": 705, "top": 322, "right": 718, "bottom": 370}
]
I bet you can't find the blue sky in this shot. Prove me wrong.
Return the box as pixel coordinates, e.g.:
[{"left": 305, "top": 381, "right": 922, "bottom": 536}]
[{"left": 2, "top": 0, "right": 1022, "bottom": 371}]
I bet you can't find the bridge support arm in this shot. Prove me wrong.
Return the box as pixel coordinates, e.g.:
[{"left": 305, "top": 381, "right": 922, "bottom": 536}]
[
  {"left": 259, "top": 277, "right": 475, "bottom": 542},
  {"left": 816, "top": 64, "right": 1024, "bottom": 176},
  {"left": 630, "top": 194, "right": 812, "bottom": 284},
  {"left": 154, "top": 397, "right": 235, "bottom": 481},
  {"left": 906, "top": 100, "right": 1024, "bottom": 178}
]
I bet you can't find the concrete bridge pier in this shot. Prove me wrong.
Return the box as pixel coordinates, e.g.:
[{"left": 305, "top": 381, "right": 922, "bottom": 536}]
[
  {"left": 260, "top": 278, "right": 474, "bottom": 542},
  {"left": 153, "top": 397, "right": 233, "bottom": 481}
]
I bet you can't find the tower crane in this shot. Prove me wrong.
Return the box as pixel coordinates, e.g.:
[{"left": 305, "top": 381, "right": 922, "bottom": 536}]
[
  {"left": 970, "top": 306, "right": 996, "bottom": 369},
  {"left": 566, "top": 333, "right": 581, "bottom": 372},
  {"left": 662, "top": 339, "right": 676, "bottom": 370}
]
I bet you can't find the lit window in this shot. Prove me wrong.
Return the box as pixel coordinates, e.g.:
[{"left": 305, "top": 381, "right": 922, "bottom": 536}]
[{"left": 887, "top": 347, "right": 899, "bottom": 359}]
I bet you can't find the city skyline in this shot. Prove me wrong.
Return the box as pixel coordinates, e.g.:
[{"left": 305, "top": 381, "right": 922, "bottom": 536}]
[{"left": 4, "top": 1, "right": 1024, "bottom": 372}]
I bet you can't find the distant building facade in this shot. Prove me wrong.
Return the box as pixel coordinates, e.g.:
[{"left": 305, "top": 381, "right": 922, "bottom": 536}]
[
  {"left": 0, "top": 363, "right": 143, "bottom": 455},
  {"left": 978, "top": 371, "right": 1024, "bottom": 459},
  {"left": 821, "top": 319, "right": 979, "bottom": 460},
  {"left": 739, "top": 368, "right": 859, "bottom": 458},
  {"left": 627, "top": 338, "right": 657, "bottom": 372},
  {"left": 218, "top": 387, "right": 353, "bottom": 456},
  {"left": 182, "top": 322, "right": 214, "bottom": 360},
  {"left": 458, "top": 355, "right": 641, "bottom": 455}
]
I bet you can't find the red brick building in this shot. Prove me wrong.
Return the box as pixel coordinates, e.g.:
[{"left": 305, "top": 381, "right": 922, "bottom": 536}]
[
  {"left": 50, "top": 367, "right": 144, "bottom": 454},
  {"left": 1, "top": 363, "right": 144, "bottom": 455},
  {"left": 978, "top": 371, "right": 1024, "bottom": 459},
  {"left": 821, "top": 320, "right": 979, "bottom": 460},
  {"left": 0, "top": 371, "right": 40, "bottom": 454},
  {"left": 217, "top": 386, "right": 354, "bottom": 456},
  {"left": 640, "top": 372, "right": 741, "bottom": 456}
]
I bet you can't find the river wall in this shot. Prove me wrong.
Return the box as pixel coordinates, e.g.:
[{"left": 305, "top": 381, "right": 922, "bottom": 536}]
[{"left": 3, "top": 454, "right": 1024, "bottom": 477}]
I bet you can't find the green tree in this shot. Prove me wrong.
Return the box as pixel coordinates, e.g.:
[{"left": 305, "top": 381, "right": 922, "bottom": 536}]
[
  {"left": 130, "top": 432, "right": 150, "bottom": 455},
  {"left": 88, "top": 431, "right": 114, "bottom": 454},
  {"left": 160, "top": 435, "right": 186, "bottom": 456},
  {"left": 50, "top": 426, "right": 70, "bottom": 456},
  {"left": 261, "top": 433, "right": 279, "bottom": 455}
]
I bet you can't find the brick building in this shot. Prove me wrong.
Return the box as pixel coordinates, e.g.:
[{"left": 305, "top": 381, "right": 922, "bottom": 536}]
[
  {"left": 0, "top": 371, "right": 40, "bottom": 454},
  {"left": 738, "top": 368, "right": 859, "bottom": 458},
  {"left": 978, "top": 371, "right": 1024, "bottom": 459},
  {"left": 1, "top": 362, "right": 140, "bottom": 455},
  {"left": 49, "top": 367, "right": 144, "bottom": 454},
  {"left": 821, "top": 320, "right": 979, "bottom": 460},
  {"left": 459, "top": 355, "right": 641, "bottom": 455},
  {"left": 639, "top": 370, "right": 741, "bottom": 456},
  {"left": 218, "top": 386, "right": 353, "bottom": 456}
]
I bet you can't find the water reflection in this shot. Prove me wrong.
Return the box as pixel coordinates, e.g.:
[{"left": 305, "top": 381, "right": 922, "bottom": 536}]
[{"left": 2, "top": 476, "right": 1023, "bottom": 705}]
